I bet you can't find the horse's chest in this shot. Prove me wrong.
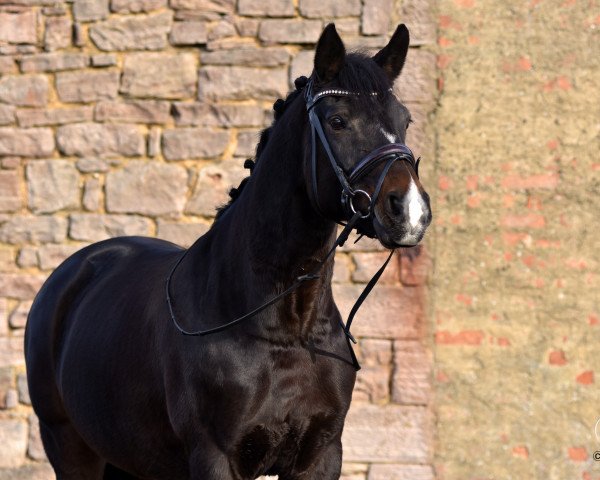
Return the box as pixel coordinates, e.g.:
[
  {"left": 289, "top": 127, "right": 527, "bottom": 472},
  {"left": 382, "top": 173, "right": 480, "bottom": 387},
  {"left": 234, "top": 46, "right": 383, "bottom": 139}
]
[{"left": 230, "top": 354, "right": 348, "bottom": 477}]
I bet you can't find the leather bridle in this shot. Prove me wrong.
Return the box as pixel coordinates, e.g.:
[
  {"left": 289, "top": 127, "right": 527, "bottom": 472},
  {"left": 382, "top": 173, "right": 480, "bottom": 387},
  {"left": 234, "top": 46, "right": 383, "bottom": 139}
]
[
  {"left": 305, "top": 76, "right": 420, "bottom": 235},
  {"left": 167, "top": 77, "right": 422, "bottom": 371}
]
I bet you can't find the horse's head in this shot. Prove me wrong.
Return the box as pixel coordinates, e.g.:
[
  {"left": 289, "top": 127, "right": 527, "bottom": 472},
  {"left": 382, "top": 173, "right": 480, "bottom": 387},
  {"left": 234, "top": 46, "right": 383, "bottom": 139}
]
[{"left": 304, "top": 24, "right": 432, "bottom": 248}]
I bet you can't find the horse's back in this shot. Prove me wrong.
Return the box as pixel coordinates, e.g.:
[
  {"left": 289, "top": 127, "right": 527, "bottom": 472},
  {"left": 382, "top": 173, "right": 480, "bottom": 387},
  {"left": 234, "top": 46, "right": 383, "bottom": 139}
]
[{"left": 25, "top": 236, "right": 181, "bottom": 424}]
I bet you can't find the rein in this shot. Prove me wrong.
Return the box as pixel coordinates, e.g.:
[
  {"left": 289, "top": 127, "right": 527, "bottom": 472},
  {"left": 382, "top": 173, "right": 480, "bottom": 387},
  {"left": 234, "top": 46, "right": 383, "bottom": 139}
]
[{"left": 166, "top": 77, "right": 420, "bottom": 371}]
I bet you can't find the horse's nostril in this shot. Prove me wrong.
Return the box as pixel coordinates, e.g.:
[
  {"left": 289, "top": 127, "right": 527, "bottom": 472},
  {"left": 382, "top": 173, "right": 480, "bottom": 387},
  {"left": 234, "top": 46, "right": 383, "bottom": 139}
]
[{"left": 388, "top": 193, "right": 403, "bottom": 217}]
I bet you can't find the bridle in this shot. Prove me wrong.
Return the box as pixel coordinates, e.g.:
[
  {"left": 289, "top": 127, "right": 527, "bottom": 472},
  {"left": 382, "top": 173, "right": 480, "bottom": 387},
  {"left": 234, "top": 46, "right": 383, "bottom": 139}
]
[
  {"left": 305, "top": 76, "right": 420, "bottom": 235},
  {"left": 167, "top": 76, "right": 422, "bottom": 371}
]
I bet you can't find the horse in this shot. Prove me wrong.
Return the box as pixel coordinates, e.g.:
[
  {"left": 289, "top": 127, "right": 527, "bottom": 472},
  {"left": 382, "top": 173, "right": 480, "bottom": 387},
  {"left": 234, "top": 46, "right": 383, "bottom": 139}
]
[{"left": 25, "top": 23, "right": 431, "bottom": 480}]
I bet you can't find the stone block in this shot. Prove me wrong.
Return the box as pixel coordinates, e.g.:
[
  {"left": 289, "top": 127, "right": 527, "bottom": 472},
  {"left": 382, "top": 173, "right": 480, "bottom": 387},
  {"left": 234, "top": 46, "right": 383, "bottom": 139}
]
[
  {"left": 9, "top": 300, "right": 32, "bottom": 329},
  {"left": 258, "top": 19, "right": 322, "bottom": 44},
  {"left": 299, "top": 0, "right": 361, "bottom": 18},
  {"left": 95, "top": 100, "right": 171, "bottom": 124},
  {"left": 44, "top": 16, "right": 72, "bottom": 51},
  {"left": 17, "top": 373, "right": 30, "bottom": 404},
  {"left": 56, "top": 70, "right": 119, "bottom": 103},
  {"left": 0, "top": 338, "right": 25, "bottom": 368},
  {"left": 56, "top": 123, "right": 145, "bottom": 157},
  {"left": 147, "top": 126, "right": 161, "bottom": 157},
  {"left": 238, "top": 0, "right": 294, "bottom": 17},
  {"left": 399, "top": 246, "right": 431, "bottom": 286},
  {"left": 0, "top": 75, "right": 48, "bottom": 107},
  {"left": 361, "top": 0, "right": 392, "bottom": 36},
  {"left": 172, "top": 102, "right": 271, "bottom": 127},
  {"left": 69, "top": 213, "right": 153, "bottom": 241},
  {"left": 0, "top": 128, "right": 54, "bottom": 157},
  {"left": 0, "top": 419, "right": 27, "bottom": 467},
  {"left": 156, "top": 220, "right": 209, "bottom": 247},
  {"left": 333, "top": 284, "right": 422, "bottom": 339},
  {"left": 162, "top": 128, "right": 230, "bottom": 160},
  {"left": 399, "top": 0, "right": 436, "bottom": 46},
  {"left": 0, "top": 274, "right": 45, "bottom": 300},
  {"left": 0, "top": 367, "right": 11, "bottom": 408},
  {"left": 27, "top": 160, "right": 80, "bottom": 213},
  {"left": 106, "top": 161, "right": 188, "bottom": 216},
  {"left": 368, "top": 464, "right": 435, "bottom": 480},
  {"left": 0, "top": 104, "right": 15, "bottom": 125},
  {"left": 342, "top": 403, "right": 432, "bottom": 462},
  {"left": 235, "top": 130, "right": 259, "bottom": 157},
  {"left": 353, "top": 339, "right": 392, "bottom": 402},
  {"left": 91, "top": 54, "right": 117, "bottom": 67},
  {"left": 83, "top": 177, "right": 102, "bottom": 211},
  {"left": 37, "top": 244, "right": 82, "bottom": 270},
  {"left": 19, "top": 53, "right": 88, "bottom": 73},
  {"left": 169, "top": 0, "right": 234, "bottom": 13},
  {"left": 0, "top": 297, "right": 6, "bottom": 335},
  {"left": 198, "top": 66, "right": 287, "bottom": 101},
  {"left": 169, "top": 21, "right": 208, "bottom": 45},
  {"left": 290, "top": 50, "right": 314, "bottom": 83},
  {"left": 201, "top": 47, "right": 289, "bottom": 67},
  {"left": 16, "top": 106, "right": 94, "bottom": 128},
  {"left": 352, "top": 252, "right": 400, "bottom": 284},
  {"left": 206, "top": 19, "right": 235, "bottom": 41},
  {"left": 0, "top": 171, "right": 21, "bottom": 212},
  {"left": 392, "top": 340, "right": 431, "bottom": 405},
  {"left": 0, "top": 464, "right": 54, "bottom": 480},
  {"left": 16, "top": 247, "right": 37, "bottom": 268},
  {"left": 73, "top": 0, "right": 109, "bottom": 22},
  {"left": 0, "top": 57, "right": 17, "bottom": 75},
  {"left": 185, "top": 166, "right": 231, "bottom": 216},
  {"left": 76, "top": 158, "right": 110, "bottom": 173},
  {"left": 393, "top": 50, "right": 436, "bottom": 105},
  {"left": 27, "top": 415, "right": 46, "bottom": 461},
  {"left": 111, "top": 0, "right": 166, "bottom": 12},
  {"left": 235, "top": 18, "right": 259, "bottom": 37},
  {"left": 0, "top": 9, "right": 37, "bottom": 44},
  {"left": 121, "top": 53, "right": 197, "bottom": 99},
  {"left": 90, "top": 11, "right": 173, "bottom": 51},
  {"left": 0, "top": 216, "right": 67, "bottom": 244}
]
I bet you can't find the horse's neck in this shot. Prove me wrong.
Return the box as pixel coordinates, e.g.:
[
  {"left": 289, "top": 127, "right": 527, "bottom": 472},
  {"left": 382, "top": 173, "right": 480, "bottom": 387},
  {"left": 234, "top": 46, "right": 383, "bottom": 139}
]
[{"left": 180, "top": 103, "right": 337, "bottom": 336}]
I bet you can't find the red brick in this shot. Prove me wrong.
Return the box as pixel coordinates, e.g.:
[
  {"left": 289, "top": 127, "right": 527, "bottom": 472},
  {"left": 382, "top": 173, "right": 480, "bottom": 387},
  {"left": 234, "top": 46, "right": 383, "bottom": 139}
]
[
  {"left": 548, "top": 350, "right": 567, "bottom": 365},
  {"left": 576, "top": 371, "right": 594, "bottom": 385},
  {"left": 435, "top": 330, "right": 484, "bottom": 345},
  {"left": 567, "top": 447, "right": 588, "bottom": 461},
  {"left": 333, "top": 285, "right": 422, "bottom": 339},
  {"left": 501, "top": 173, "right": 559, "bottom": 190},
  {"left": 500, "top": 214, "right": 545, "bottom": 229},
  {"left": 512, "top": 446, "right": 529, "bottom": 458}
]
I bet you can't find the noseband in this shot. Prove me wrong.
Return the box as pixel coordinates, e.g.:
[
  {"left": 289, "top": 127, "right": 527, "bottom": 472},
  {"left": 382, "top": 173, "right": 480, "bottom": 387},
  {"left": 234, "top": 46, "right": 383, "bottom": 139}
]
[
  {"left": 305, "top": 77, "right": 420, "bottom": 235},
  {"left": 167, "top": 78, "right": 424, "bottom": 371}
]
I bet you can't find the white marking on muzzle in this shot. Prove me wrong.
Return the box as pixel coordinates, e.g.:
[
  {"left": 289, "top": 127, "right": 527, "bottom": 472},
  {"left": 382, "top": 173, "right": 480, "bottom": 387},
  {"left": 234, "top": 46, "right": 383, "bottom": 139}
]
[
  {"left": 407, "top": 179, "right": 424, "bottom": 228},
  {"left": 380, "top": 127, "right": 396, "bottom": 144}
]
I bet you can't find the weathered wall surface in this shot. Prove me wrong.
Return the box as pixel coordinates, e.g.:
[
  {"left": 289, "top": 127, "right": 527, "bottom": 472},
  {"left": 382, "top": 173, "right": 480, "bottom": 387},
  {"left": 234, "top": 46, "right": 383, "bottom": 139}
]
[
  {"left": 433, "top": 1, "right": 599, "bottom": 479},
  {"left": 0, "top": 0, "right": 437, "bottom": 478}
]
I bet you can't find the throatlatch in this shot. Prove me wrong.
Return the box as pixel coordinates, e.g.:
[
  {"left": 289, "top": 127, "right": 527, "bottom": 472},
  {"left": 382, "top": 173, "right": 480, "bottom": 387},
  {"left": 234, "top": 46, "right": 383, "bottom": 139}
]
[{"left": 167, "top": 76, "right": 422, "bottom": 371}]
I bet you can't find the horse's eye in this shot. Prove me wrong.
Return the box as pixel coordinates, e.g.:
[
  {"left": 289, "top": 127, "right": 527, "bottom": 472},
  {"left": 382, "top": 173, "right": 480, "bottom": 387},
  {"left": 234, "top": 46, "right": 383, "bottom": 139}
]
[{"left": 328, "top": 116, "right": 346, "bottom": 130}]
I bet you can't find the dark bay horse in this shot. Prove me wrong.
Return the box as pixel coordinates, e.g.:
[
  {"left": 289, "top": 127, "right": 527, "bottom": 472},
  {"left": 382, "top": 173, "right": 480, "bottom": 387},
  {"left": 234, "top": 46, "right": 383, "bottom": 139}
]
[{"left": 25, "top": 24, "right": 431, "bottom": 480}]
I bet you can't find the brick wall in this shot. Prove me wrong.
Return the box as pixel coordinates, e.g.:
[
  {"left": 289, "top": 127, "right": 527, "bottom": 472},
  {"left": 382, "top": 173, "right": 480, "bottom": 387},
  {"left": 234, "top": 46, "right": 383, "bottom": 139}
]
[
  {"left": 434, "top": 1, "right": 599, "bottom": 479},
  {"left": 0, "top": 0, "right": 437, "bottom": 478}
]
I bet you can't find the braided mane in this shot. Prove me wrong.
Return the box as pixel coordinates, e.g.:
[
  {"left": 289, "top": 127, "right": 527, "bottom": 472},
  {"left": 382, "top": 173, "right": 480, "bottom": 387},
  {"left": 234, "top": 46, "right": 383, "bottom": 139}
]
[{"left": 213, "top": 76, "right": 309, "bottom": 221}]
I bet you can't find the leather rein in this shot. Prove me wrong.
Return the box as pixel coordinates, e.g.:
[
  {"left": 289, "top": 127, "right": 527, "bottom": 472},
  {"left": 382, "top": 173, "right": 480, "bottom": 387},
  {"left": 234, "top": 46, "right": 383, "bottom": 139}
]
[{"left": 167, "top": 78, "right": 420, "bottom": 371}]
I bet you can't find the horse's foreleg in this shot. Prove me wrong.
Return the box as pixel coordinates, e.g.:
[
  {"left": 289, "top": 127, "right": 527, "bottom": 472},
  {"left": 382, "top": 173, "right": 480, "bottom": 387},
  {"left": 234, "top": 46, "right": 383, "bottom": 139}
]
[
  {"left": 283, "top": 438, "right": 343, "bottom": 480},
  {"left": 188, "top": 443, "right": 235, "bottom": 480},
  {"left": 39, "top": 419, "right": 106, "bottom": 480}
]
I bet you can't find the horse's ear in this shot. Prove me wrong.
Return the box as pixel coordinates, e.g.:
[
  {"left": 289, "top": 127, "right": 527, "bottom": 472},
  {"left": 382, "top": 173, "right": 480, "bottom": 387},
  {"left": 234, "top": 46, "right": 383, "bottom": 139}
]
[
  {"left": 373, "top": 24, "right": 410, "bottom": 81},
  {"left": 314, "top": 23, "right": 346, "bottom": 83}
]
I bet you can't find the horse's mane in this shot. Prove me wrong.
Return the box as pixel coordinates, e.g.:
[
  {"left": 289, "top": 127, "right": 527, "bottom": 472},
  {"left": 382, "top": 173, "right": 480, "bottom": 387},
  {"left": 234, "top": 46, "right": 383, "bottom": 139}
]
[{"left": 213, "top": 52, "right": 391, "bottom": 222}]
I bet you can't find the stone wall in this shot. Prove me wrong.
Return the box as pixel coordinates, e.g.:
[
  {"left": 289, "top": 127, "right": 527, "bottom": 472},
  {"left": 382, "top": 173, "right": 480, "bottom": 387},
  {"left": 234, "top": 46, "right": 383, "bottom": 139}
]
[
  {"left": 433, "top": 1, "right": 599, "bottom": 479},
  {"left": 0, "top": 0, "right": 437, "bottom": 478}
]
